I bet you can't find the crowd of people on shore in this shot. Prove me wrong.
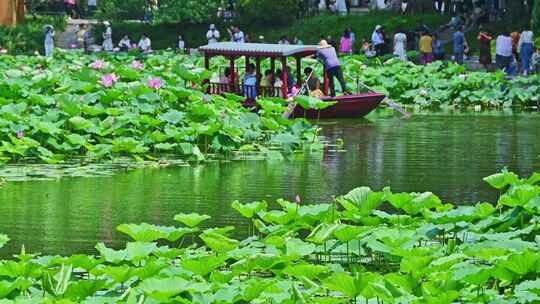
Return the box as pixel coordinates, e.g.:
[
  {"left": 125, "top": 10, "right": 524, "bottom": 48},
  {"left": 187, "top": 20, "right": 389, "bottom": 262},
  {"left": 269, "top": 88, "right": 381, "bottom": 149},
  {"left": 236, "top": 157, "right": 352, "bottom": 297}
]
[
  {"left": 361, "top": 22, "right": 536, "bottom": 76},
  {"left": 200, "top": 20, "right": 537, "bottom": 77},
  {"left": 37, "top": 17, "right": 537, "bottom": 82}
]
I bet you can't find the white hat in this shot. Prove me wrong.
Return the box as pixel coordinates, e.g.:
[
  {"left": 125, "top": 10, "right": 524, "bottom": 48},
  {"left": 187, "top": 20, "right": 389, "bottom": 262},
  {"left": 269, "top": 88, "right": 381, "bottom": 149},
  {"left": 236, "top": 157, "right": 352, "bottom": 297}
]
[
  {"left": 375, "top": 25, "right": 382, "bottom": 31},
  {"left": 318, "top": 40, "right": 331, "bottom": 49},
  {"left": 103, "top": 21, "right": 110, "bottom": 26},
  {"left": 210, "top": 24, "right": 215, "bottom": 29}
]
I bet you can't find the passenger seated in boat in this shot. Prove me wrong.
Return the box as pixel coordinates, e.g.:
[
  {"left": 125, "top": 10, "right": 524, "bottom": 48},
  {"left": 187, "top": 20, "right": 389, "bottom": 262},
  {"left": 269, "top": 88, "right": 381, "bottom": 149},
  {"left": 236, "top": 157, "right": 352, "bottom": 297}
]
[
  {"left": 220, "top": 67, "right": 231, "bottom": 84},
  {"left": 260, "top": 70, "right": 276, "bottom": 96},
  {"left": 261, "top": 70, "right": 273, "bottom": 87},
  {"left": 243, "top": 63, "right": 257, "bottom": 99},
  {"left": 274, "top": 69, "right": 285, "bottom": 98},
  {"left": 216, "top": 67, "right": 232, "bottom": 93},
  {"left": 304, "top": 67, "right": 321, "bottom": 94},
  {"left": 284, "top": 66, "right": 296, "bottom": 93}
]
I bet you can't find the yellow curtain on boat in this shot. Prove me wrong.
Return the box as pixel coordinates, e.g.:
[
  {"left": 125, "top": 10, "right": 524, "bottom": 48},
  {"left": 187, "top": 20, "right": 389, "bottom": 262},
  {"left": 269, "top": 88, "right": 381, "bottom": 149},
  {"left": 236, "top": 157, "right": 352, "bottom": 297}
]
[{"left": 0, "top": 0, "right": 26, "bottom": 27}]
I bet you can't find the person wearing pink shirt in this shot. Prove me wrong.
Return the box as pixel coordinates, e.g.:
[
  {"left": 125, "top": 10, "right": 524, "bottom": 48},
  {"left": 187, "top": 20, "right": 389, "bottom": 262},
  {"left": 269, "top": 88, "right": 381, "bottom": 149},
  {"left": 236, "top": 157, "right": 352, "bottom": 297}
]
[
  {"left": 340, "top": 29, "right": 353, "bottom": 55},
  {"left": 64, "top": 0, "right": 76, "bottom": 17}
]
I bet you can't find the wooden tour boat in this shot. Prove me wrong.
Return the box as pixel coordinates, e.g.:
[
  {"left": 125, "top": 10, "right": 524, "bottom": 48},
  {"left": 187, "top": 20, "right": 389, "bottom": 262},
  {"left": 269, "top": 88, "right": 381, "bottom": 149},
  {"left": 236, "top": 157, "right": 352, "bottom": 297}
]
[{"left": 199, "top": 42, "right": 385, "bottom": 119}]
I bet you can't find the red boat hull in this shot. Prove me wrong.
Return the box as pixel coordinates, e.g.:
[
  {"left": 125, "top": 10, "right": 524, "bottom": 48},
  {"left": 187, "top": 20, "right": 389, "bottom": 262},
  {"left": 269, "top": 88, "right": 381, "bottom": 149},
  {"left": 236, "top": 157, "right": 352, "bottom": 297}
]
[{"left": 292, "top": 93, "right": 385, "bottom": 119}]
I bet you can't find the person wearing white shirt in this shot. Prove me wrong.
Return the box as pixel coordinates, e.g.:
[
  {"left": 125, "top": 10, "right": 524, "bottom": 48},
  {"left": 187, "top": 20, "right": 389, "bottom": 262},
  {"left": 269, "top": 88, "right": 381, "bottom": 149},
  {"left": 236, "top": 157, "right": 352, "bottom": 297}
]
[
  {"left": 177, "top": 35, "right": 185, "bottom": 52},
  {"left": 347, "top": 27, "right": 356, "bottom": 46},
  {"left": 496, "top": 32, "right": 513, "bottom": 72},
  {"left": 206, "top": 24, "right": 220, "bottom": 44},
  {"left": 138, "top": 34, "right": 152, "bottom": 53},
  {"left": 118, "top": 35, "right": 131, "bottom": 52},
  {"left": 518, "top": 28, "right": 534, "bottom": 75},
  {"left": 372, "top": 25, "right": 385, "bottom": 56},
  {"left": 278, "top": 36, "right": 290, "bottom": 45},
  {"left": 44, "top": 25, "right": 55, "bottom": 57},
  {"left": 102, "top": 21, "right": 113, "bottom": 51},
  {"left": 335, "top": 0, "right": 348, "bottom": 15},
  {"left": 228, "top": 26, "right": 245, "bottom": 43},
  {"left": 87, "top": 0, "right": 97, "bottom": 15}
]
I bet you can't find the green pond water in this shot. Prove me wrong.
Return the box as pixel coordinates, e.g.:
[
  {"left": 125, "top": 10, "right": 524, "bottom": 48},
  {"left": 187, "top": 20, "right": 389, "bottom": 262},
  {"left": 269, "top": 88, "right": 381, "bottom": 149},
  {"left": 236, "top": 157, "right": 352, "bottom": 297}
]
[{"left": 0, "top": 111, "right": 539, "bottom": 256}]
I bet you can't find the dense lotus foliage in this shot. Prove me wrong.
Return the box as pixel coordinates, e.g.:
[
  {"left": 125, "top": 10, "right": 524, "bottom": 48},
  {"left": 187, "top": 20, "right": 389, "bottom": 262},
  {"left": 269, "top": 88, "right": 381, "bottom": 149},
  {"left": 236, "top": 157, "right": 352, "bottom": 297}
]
[
  {"left": 340, "top": 57, "right": 540, "bottom": 108},
  {"left": 3, "top": 48, "right": 540, "bottom": 165},
  {"left": 0, "top": 171, "right": 539, "bottom": 302},
  {"left": 0, "top": 51, "right": 318, "bottom": 165}
]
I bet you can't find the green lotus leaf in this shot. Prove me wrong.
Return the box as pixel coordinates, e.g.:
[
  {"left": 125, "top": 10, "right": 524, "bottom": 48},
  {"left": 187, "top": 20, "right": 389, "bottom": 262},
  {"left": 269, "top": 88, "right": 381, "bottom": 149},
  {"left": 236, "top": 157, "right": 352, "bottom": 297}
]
[
  {"left": 154, "top": 143, "right": 176, "bottom": 151},
  {"left": 484, "top": 170, "right": 520, "bottom": 189},
  {"left": 231, "top": 200, "right": 267, "bottom": 219},
  {"left": 200, "top": 232, "right": 239, "bottom": 253},
  {"left": 295, "top": 95, "right": 336, "bottom": 110},
  {"left": 498, "top": 184, "right": 540, "bottom": 208},
  {"left": 133, "top": 261, "right": 168, "bottom": 281},
  {"left": 177, "top": 66, "right": 200, "bottom": 83},
  {"left": 35, "top": 121, "right": 62, "bottom": 135},
  {"left": 257, "top": 99, "right": 287, "bottom": 114},
  {"left": 283, "top": 263, "right": 329, "bottom": 279},
  {"left": 65, "top": 134, "right": 87, "bottom": 146},
  {"left": 451, "top": 262, "right": 493, "bottom": 285},
  {"left": 117, "top": 223, "right": 191, "bottom": 242},
  {"left": 501, "top": 250, "right": 540, "bottom": 276},
  {"left": 59, "top": 96, "right": 82, "bottom": 116},
  {"left": 95, "top": 243, "right": 127, "bottom": 264},
  {"left": 91, "top": 265, "right": 135, "bottom": 284},
  {"left": 333, "top": 224, "right": 370, "bottom": 242},
  {"left": 125, "top": 242, "right": 158, "bottom": 262},
  {"left": 259, "top": 210, "right": 296, "bottom": 225},
  {"left": 0, "top": 260, "right": 42, "bottom": 279},
  {"left": 515, "top": 279, "right": 540, "bottom": 303},
  {"left": 285, "top": 238, "right": 315, "bottom": 259},
  {"left": 306, "top": 223, "right": 340, "bottom": 244},
  {"left": 173, "top": 213, "right": 211, "bottom": 228},
  {"left": 138, "top": 277, "right": 190, "bottom": 300},
  {"left": 66, "top": 255, "right": 101, "bottom": 272},
  {"left": 159, "top": 110, "right": 185, "bottom": 125},
  {"left": 243, "top": 277, "right": 277, "bottom": 302},
  {"left": 323, "top": 272, "right": 364, "bottom": 298},
  {"left": 337, "top": 187, "right": 385, "bottom": 216},
  {"left": 69, "top": 116, "right": 94, "bottom": 130},
  {"left": 180, "top": 254, "right": 227, "bottom": 277}
]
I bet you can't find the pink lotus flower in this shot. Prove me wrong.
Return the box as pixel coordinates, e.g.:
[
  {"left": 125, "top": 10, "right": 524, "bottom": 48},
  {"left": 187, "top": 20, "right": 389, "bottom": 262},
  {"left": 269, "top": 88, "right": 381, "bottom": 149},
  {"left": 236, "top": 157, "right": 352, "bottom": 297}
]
[
  {"left": 16, "top": 130, "right": 24, "bottom": 139},
  {"left": 90, "top": 59, "right": 106, "bottom": 70},
  {"left": 101, "top": 73, "right": 119, "bottom": 87},
  {"left": 148, "top": 77, "right": 162, "bottom": 89},
  {"left": 131, "top": 60, "right": 144, "bottom": 70},
  {"left": 0, "top": 48, "right": 8, "bottom": 54},
  {"left": 70, "top": 44, "right": 78, "bottom": 49}
]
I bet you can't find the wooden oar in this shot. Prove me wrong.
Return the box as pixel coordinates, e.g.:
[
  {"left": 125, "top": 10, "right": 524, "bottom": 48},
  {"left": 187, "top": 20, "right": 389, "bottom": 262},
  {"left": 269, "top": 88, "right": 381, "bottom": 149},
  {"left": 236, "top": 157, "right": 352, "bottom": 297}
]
[
  {"left": 353, "top": 76, "right": 412, "bottom": 119},
  {"left": 282, "top": 68, "right": 316, "bottom": 119},
  {"left": 382, "top": 98, "right": 412, "bottom": 119}
]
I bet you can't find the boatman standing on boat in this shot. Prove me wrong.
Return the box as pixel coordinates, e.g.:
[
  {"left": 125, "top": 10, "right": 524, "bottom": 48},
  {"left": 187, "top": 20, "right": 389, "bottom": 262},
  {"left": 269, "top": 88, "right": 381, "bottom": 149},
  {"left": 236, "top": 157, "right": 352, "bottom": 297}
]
[{"left": 316, "top": 40, "right": 350, "bottom": 97}]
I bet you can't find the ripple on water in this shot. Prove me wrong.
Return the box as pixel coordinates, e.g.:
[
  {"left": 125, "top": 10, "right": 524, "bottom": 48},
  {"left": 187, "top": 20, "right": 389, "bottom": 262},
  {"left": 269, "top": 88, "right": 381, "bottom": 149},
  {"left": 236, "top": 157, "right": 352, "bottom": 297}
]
[{"left": 0, "top": 112, "right": 539, "bottom": 256}]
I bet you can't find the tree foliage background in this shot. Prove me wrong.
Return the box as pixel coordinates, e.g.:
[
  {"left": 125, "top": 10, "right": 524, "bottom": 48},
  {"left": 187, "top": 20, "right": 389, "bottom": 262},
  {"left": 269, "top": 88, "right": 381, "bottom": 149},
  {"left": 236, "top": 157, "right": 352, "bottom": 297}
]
[
  {"left": 95, "top": 0, "right": 221, "bottom": 23},
  {"left": 93, "top": 0, "right": 300, "bottom": 25},
  {"left": 237, "top": 0, "right": 300, "bottom": 26}
]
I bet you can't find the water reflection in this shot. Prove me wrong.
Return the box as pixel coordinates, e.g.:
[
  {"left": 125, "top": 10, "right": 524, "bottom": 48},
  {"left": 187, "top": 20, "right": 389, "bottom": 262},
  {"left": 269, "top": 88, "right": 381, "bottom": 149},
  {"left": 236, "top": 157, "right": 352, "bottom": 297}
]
[{"left": 0, "top": 112, "right": 539, "bottom": 256}]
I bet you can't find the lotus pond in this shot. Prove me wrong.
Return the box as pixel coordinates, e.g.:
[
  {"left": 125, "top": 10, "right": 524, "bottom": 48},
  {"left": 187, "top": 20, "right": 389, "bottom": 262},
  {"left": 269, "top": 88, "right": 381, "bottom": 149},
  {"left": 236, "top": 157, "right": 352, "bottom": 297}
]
[
  {"left": 0, "top": 164, "right": 540, "bottom": 302},
  {"left": 1, "top": 51, "right": 540, "bottom": 302},
  {"left": 0, "top": 51, "right": 325, "bottom": 164}
]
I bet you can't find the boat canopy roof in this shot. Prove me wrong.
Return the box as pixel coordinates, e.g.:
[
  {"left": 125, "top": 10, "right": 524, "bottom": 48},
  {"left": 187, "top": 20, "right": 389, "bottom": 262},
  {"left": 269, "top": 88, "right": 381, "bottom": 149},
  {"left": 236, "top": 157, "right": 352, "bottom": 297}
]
[{"left": 199, "top": 42, "right": 319, "bottom": 58}]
